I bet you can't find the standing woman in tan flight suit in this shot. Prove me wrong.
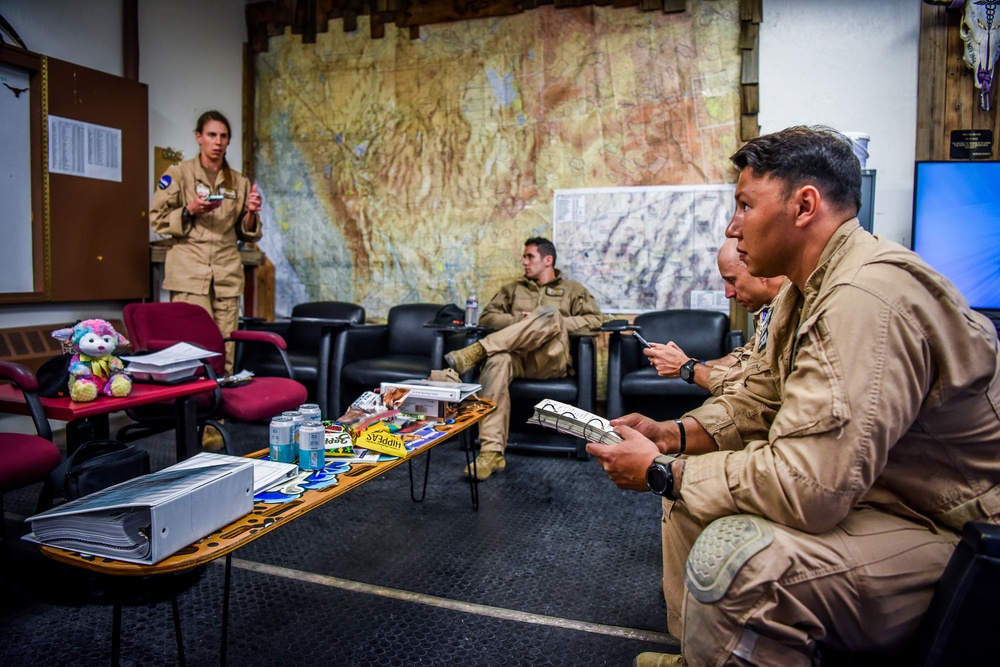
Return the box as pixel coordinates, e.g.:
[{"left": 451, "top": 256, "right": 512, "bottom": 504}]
[{"left": 149, "top": 110, "right": 262, "bottom": 374}]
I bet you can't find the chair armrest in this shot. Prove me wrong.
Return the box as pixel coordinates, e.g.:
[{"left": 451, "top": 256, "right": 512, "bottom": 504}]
[
  {"left": 228, "top": 330, "right": 295, "bottom": 379},
  {"left": 229, "top": 329, "right": 288, "bottom": 350},
  {"left": 599, "top": 319, "right": 638, "bottom": 332},
  {"left": 291, "top": 316, "right": 357, "bottom": 329},
  {"left": 0, "top": 360, "right": 38, "bottom": 393},
  {"left": 0, "top": 360, "right": 53, "bottom": 440}
]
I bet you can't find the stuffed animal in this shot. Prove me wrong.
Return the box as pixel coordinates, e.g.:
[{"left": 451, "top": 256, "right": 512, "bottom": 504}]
[{"left": 51, "top": 319, "right": 133, "bottom": 402}]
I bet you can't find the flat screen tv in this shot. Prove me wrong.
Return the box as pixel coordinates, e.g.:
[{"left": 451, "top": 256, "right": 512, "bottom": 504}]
[{"left": 912, "top": 161, "right": 1000, "bottom": 311}]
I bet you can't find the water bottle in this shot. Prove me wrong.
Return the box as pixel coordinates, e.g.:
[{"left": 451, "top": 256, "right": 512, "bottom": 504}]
[{"left": 465, "top": 288, "right": 479, "bottom": 327}]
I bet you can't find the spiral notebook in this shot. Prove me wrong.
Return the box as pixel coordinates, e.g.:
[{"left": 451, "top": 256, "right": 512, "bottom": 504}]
[{"left": 526, "top": 399, "right": 623, "bottom": 445}]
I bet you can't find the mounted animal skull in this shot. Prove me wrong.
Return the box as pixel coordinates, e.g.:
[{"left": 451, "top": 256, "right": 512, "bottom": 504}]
[{"left": 925, "top": 0, "right": 1000, "bottom": 110}]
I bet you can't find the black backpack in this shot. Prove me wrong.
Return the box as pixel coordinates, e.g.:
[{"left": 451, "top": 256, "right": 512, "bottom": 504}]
[{"left": 48, "top": 440, "right": 150, "bottom": 507}]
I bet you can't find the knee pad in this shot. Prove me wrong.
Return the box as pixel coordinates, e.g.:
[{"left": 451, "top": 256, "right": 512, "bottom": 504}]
[{"left": 685, "top": 514, "right": 774, "bottom": 604}]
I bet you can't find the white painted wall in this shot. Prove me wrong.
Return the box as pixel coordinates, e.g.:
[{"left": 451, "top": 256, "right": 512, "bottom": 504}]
[
  {"left": 140, "top": 0, "right": 248, "bottom": 182},
  {"left": 758, "top": 0, "right": 921, "bottom": 246},
  {"left": 0, "top": 0, "right": 246, "bottom": 329},
  {"left": 0, "top": 0, "right": 124, "bottom": 76}
]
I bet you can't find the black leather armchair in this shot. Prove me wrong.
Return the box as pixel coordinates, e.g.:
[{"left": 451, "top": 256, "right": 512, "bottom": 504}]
[
  {"left": 606, "top": 309, "right": 743, "bottom": 421},
  {"left": 498, "top": 333, "right": 597, "bottom": 460},
  {"left": 325, "top": 303, "right": 456, "bottom": 418},
  {"left": 240, "top": 301, "right": 365, "bottom": 404}
]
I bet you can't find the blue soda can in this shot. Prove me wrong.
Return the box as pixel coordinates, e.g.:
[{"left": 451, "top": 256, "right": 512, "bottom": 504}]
[
  {"left": 298, "top": 421, "right": 326, "bottom": 471},
  {"left": 298, "top": 403, "right": 322, "bottom": 421},
  {"left": 281, "top": 410, "right": 304, "bottom": 443},
  {"left": 269, "top": 416, "right": 297, "bottom": 463}
]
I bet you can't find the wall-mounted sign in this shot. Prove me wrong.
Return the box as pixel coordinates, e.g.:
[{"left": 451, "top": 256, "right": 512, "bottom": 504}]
[{"left": 950, "top": 129, "right": 993, "bottom": 160}]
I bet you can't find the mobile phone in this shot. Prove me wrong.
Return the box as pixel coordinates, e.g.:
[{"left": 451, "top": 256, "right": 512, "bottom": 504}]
[
  {"left": 205, "top": 194, "right": 224, "bottom": 202},
  {"left": 632, "top": 331, "right": 651, "bottom": 349}
]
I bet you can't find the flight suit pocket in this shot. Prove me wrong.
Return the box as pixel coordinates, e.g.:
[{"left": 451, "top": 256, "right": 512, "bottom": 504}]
[{"left": 770, "top": 315, "right": 851, "bottom": 439}]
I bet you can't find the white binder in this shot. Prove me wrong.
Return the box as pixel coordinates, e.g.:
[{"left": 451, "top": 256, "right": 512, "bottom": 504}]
[{"left": 24, "top": 459, "right": 254, "bottom": 565}]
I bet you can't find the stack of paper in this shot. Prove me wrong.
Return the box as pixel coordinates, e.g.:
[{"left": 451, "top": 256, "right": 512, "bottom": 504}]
[
  {"left": 122, "top": 342, "right": 219, "bottom": 381},
  {"left": 168, "top": 452, "right": 298, "bottom": 494},
  {"left": 527, "top": 399, "right": 623, "bottom": 446}
]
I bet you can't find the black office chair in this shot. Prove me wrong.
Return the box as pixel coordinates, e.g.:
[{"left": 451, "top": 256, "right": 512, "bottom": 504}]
[
  {"left": 239, "top": 301, "right": 365, "bottom": 405},
  {"left": 606, "top": 309, "right": 742, "bottom": 421},
  {"left": 325, "top": 303, "right": 459, "bottom": 418},
  {"left": 502, "top": 333, "right": 597, "bottom": 460}
]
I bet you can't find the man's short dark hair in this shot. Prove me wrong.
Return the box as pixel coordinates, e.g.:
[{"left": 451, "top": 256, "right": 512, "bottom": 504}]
[
  {"left": 525, "top": 236, "right": 557, "bottom": 265},
  {"left": 730, "top": 126, "right": 862, "bottom": 216}
]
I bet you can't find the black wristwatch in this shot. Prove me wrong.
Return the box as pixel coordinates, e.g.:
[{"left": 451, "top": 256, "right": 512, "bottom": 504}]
[
  {"left": 646, "top": 454, "right": 679, "bottom": 498},
  {"left": 680, "top": 358, "right": 699, "bottom": 384}
]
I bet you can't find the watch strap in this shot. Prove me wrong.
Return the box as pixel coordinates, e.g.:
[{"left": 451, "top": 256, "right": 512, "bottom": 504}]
[{"left": 681, "top": 358, "right": 698, "bottom": 383}]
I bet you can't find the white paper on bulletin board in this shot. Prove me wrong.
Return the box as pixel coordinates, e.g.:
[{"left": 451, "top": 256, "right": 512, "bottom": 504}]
[
  {"left": 553, "top": 185, "right": 734, "bottom": 314},
  {"left": 48, "top": 114, "right": 122, "bottom": 182}
]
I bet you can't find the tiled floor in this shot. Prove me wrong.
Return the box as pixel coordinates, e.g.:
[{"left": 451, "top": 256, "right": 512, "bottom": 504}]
[{"left": 0, "top": 422, "right": 678, "bottom": 666}]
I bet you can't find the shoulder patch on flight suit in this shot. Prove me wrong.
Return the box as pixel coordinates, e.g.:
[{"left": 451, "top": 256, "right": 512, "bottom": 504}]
[
  {"left": 157, "top": 174, "right": 171, "bottom": 189},
  {"left": 685, "top": 514, "right": 774, "bottom": 603},
  {"left": 545, "top": 287, "right": 565, "bottom": 297}
]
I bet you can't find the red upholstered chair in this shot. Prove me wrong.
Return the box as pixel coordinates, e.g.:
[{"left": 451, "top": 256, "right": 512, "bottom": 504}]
[
  {"left": 120, "top": 302, "right": 308, "bottom": 453},
  {"left": 0, "top": 361, "right": 62, "bottom": 533}
]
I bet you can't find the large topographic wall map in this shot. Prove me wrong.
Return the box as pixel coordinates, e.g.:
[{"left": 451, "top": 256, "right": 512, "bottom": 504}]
[{"left": 254, "top": 1, "right": 741, "bottom": 319}]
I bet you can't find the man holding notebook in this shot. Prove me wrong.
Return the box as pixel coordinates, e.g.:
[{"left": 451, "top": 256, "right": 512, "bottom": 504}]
[{"left": 588, "top": 126, "right": 1000, "bottom": 666}]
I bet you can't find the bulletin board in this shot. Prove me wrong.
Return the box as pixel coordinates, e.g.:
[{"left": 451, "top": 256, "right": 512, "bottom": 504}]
[{"left": 0, "top": 44, "right": 149, "bottom": 304}]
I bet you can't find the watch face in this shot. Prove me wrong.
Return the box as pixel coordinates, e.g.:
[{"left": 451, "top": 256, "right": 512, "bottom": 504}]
[
  {"left": 680, "top": 360, "right": 695, "bottom": 382},
  {"left": 646, "top": 462, "right": 672, "bottom": 496}
]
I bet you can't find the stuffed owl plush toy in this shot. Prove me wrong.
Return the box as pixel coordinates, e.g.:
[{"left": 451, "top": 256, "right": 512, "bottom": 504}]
[{"left": 51, "top": 319, "right": 133, "bottom": 402}]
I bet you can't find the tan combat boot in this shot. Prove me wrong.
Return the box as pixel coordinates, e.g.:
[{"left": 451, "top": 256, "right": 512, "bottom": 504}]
[
  {"left": 463, "top": 451, "right": 506, "bottom": 480},
  {"left": 445, "top": 342, "right": 486, "bottom": 375}
]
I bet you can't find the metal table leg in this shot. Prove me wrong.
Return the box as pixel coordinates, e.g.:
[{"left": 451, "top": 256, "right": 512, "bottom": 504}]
[
  {"left": 220, "top": 553, "right": 232, "bottom": 667},
  {"left": 170, "top": 575, "right": 187, "bottom": 667},
  {"left": 408, "top": 449, "right": 432, "bottom": 502},
  {"left": 463, "top": 431, "right": 479, "bottom": 511}
]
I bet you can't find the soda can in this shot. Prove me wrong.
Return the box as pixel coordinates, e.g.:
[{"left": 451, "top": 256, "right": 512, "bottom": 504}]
[
  {"left": 298, "top": 421, "right": 326, "bottom": 471},
  {"left": 269, "top": 416, "right": 297, "bottom": 463},
  {"left": 298, "top": 403, "right": 322, "bottom": 421},
  {"left": 281, "top": 410, "right": 304, "bottom": 441}
]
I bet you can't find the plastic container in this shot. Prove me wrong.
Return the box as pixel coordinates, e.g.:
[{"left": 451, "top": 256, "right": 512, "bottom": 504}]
[{"left": 465, "top": 288, "right": 479, "bottom": 327}]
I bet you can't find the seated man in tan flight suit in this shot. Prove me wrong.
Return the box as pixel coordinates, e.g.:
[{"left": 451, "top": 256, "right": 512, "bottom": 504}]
[
  {"left": 445, "top": 237, "right": 603, "bottom": 480},
  {"left": 588, "top": 126, "right": 1000, "bottom": 666},
  {"left": 644, "top": 238, "right": 785, "bottom": 395}
]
